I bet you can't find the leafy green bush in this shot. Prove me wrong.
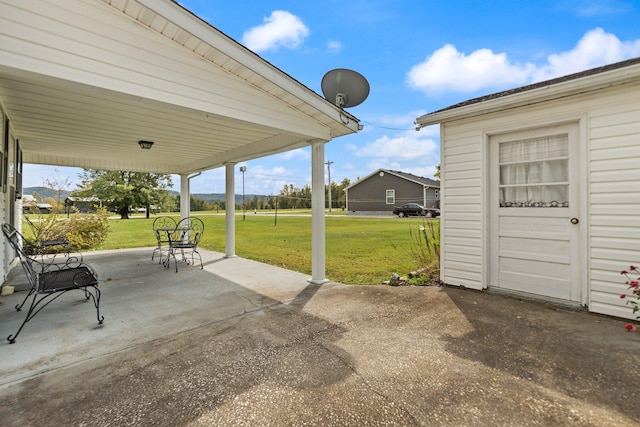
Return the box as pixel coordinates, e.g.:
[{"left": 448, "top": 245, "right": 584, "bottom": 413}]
[
  {"left": 23, "top": 208, "right": 68, "bottom": 254},
  {"left": 23, "top": 207, "right": 111, "bottom": 252},
  {"left": 58, "top": 207, "right": 111, "bottom": 250}
]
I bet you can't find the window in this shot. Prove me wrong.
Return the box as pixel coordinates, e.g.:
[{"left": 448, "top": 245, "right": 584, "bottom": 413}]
[
  {"left": 498, "top": 134, "right": 569, "bottom": 207},
  {"left": 0, "top": 111, "right": 4, "bottom": 193},
  {"left": 386, "top": 189, "right": 395, "bottom": 204},
  {"left": 15, "top": 139, "right": 22, "bottom": 199},
  {"left": 2, "top": 115, "right": 8, "bottom": 193},
  {"left": 434, "top": 189, "right": 439, "bottom": 199}
]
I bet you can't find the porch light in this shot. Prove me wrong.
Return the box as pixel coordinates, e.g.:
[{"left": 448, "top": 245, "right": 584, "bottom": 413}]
[{"left": 138, "top": 140, "right": 154, "bottom": 149}]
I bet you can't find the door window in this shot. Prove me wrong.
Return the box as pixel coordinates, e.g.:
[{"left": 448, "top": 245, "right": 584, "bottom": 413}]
[{"left": 498, "top": 134, "right": 569, "bottom": 207}]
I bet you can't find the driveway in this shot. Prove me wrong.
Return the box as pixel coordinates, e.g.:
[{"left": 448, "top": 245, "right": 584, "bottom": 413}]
[{"left": 0, "top": 248, "right": 638, "bottom": 426}]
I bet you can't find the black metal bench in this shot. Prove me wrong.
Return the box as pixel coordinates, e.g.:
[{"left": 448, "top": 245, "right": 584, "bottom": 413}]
[{"left": 2, "top": 223, "right": 103, "bottom": 344}]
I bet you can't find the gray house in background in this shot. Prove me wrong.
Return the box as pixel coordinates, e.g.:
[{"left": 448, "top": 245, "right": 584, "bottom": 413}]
[{"left": 345, "top": 169, "right": 440, "bottom": 215}]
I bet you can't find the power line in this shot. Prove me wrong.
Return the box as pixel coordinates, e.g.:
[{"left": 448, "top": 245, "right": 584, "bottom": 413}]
[{"left": 360, "top": 120, "right": 418, "bottom": 131}]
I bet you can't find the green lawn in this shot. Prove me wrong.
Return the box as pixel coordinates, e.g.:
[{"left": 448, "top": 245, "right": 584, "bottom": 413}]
[{"left": 93, "top": 212, "right": 439, "bottom": 285}]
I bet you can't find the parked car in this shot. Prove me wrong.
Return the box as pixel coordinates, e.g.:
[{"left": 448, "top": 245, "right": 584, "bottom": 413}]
[{"left": 393, "top": 203, "right": 440, "bottom": 218}]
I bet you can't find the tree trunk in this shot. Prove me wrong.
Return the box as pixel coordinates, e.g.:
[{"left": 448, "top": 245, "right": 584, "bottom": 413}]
[{"left": 119, "top": 206, "right": 129, "bottom": 219}]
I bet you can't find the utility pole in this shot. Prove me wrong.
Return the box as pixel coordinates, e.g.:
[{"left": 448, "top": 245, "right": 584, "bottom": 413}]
[
  {"left": 239, "top": 165, "right": 246, "bottom": 220},
  {"left": 325, "top": 161, "right": 333, "bottom": 212}
]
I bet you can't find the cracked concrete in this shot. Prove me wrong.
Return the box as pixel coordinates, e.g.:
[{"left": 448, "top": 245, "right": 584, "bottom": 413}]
[{"left": 0, "top": 248, "right": 639, "bottom": 426}]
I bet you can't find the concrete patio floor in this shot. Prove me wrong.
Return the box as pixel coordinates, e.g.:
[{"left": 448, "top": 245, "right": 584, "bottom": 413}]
[{"left": 0, "top": 247, "right": 639, "bottom": 426}]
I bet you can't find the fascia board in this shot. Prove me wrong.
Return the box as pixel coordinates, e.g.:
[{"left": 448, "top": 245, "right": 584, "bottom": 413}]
[
  {"left": 416, "top": 64, "right": 640, "bottom": 127},
  {"left": 137, "top": 0, "right": 360, "bottom": 133}
]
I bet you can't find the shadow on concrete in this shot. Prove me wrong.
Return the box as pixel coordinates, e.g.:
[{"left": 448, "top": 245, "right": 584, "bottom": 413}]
[
  {"left": 439, "top": 285, "right": 640, "bottom": 424},
  {"left": 2, "top": 250, "right": 640, "bottom": 425}
]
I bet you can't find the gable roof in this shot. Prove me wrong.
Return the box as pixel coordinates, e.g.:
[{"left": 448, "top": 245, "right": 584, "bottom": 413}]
[
  {"left": 345, "top": 168, "right": 439, "bottom": 190},
  {"left": 416, "top": 56, "right": 640, "bottom": 127},
  {"left": 0, "top": 0, "right": 361, "bottom": 174}
]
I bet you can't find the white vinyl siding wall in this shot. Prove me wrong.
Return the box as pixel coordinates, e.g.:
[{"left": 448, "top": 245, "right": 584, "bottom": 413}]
[
  {"left": 440, "top": 127, "right": 484, "bottom": 289},
  {"left": 440, "top": 80, "right": 640, "bottom": 318},
  {"left": 588, "top": 85, "right": 640, "bottom": 318}
]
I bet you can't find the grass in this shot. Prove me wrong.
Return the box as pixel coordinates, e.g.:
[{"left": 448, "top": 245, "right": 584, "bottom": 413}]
[{"left": 57, "top": 212, "right": 440, "bottom": 285}]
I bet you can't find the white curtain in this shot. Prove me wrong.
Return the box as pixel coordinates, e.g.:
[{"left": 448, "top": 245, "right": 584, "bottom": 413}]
[{"left": 499, "top": 134, "right": 569, "bottom": 207}]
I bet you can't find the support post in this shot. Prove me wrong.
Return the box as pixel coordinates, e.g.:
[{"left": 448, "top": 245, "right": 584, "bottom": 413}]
[
  {"left": 180, "top": 174, "right": 189, "bottom": 220},
  {"left": 225, "top": 163, "right": 236, "bottom": 258},
  {"left": 310, "top": 141, "right": 328, "bottom": 284},
  {"left": 326, "top": 160, "right": 333, "bottom": 212}
]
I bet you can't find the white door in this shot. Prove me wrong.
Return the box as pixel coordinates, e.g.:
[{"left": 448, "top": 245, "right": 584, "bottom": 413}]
[{"left": 489, "top": 123, "right": 581, "bottom": 301}]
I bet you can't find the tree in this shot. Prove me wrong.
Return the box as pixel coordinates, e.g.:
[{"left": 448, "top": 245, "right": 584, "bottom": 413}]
[
  {"left": 338, "top": 178, "right": 351, "bottom": 209},
  {"left": 76, "top": 170, "right": 173, "bottom": 219},
  {"left": 43, "top": 168, "right": 72, "bottom": 213},
  {"left": 434, "top": 164, "right": 441, "bottom": 180}
]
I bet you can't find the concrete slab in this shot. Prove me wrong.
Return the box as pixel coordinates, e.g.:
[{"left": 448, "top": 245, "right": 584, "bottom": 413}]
[
  {"left": 0, "top": 248, "right": 639, "bottom": 425},
  {"left": 0, "top": 247, "right": 333, "bottom": 387}
]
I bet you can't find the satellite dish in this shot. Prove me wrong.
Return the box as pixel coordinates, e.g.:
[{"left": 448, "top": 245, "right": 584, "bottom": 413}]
[{"left": 321, "top": 68, "right": 370, "bottom": 108}]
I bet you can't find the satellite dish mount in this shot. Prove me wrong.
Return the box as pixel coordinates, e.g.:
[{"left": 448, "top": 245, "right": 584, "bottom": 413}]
[{"left": 321, "top": 68, "right": 370, "bottom": 109}]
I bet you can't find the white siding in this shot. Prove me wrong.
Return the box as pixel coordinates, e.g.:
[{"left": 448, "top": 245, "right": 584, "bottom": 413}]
[
  {"left": 1, "top": 107, "right": 11, "bottom": 281},
  {"left": 588, "top": 84, "right": 640, "bottom": 318},
  {"left": 440, "top": 79, "right": 640, "bottom": 319},
  {"left": 440, "top": 127, "right": 484, "bottom": 289}
]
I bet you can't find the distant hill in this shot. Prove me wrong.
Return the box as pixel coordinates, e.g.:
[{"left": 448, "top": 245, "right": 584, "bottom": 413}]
[
  {"left": 24, "top": 187, "right": 265, "bottom": 204},
  {"left": 23, "top": 187, "right": 70, "bottom": 200}
]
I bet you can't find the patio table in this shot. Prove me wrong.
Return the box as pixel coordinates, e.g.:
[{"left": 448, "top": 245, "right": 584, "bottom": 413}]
[{"left": 156, "top": 227, "right": 189, "bottom": 267}]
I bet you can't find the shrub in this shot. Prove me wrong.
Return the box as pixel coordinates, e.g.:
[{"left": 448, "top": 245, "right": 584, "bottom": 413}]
[
  {"left": 23, "top": 207, "right": 110, "bottom": 252},
  {"left": 392, "top": 220, "right": 441, "bottom": 285},
  {"left": 620, "top": 265, "right": 640, "bottom": 332},
  {"left": 23, "top": 208, "right": 68, "bottom": 255},
  {"left": 58, "top": 207, "right": 111, "bottom": 250}
]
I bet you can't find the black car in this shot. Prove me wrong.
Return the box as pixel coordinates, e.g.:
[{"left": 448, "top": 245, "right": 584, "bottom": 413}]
[{"left": 393, "top": 203, "right": 439, "bottom": 218}]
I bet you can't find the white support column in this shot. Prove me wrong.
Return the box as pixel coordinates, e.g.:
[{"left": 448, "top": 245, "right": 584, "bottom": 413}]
[
  {"left": 310, "top": 140, "right": 328, "bottom": 284},
  {"left": 224, "top": 163, "right": 236, "bottom": 258},
  {"left": 180, "top": 173, "right": 189, "bottom": 219}
]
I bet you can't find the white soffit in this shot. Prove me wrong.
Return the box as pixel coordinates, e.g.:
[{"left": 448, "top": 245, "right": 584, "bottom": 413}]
[{"left": 0, "top": 0, "right": 360, "bottom": 174}]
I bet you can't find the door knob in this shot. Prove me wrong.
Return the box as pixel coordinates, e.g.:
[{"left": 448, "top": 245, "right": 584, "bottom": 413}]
[{"left": 570, "top": 218, "right": 579, "bottom": 224}]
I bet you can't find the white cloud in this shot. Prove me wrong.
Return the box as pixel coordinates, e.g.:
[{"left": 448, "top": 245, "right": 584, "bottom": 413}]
[
  {"left": 241, "top": 11, "right": 309, "bottom": 53},
  {"left": 351, "top": 131, "right": 439, "bottom": 160},
  {"left": 407, "top": 44, "right": 534, "bottom": 95},
  {"left": 573, "top": 0, "right": 633, "bottom": 17},
  {"left": 375, "top": 110, "right": 428, "bottom": 128},
  {"left": 326, "top": 40, "right": 342, "bottom": 54},
  {"left": 278, "top": 147, "right": 310, "bottom": 160},
  {"left": 533, "top": 28, "right": 640, "bottom": 81},
  {"left": 407, "top": 28, "right": 640, "bottom": 96}
]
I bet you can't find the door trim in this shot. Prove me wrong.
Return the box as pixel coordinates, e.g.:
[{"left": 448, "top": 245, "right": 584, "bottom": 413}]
[{"left": 483, "top": 115, "right": 588, "bottom": 306}]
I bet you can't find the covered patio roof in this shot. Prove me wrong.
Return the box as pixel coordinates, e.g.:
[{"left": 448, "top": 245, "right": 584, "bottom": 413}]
[{"left": 0, "top": 0, "right": 360, "bottom": 174}]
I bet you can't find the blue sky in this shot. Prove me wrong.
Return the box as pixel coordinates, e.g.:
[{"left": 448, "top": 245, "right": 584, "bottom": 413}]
[{"left": 24, "top": 0, "right": 640, "bottom": 195}]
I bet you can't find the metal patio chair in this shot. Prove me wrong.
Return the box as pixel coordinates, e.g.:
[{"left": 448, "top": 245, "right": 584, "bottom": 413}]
[
  {"left": 165, "top": 217, "right": 204, "bottom": 272},
  {"left": 151, "top": 216, "right": 177, "bottom": 263},
  {"left": 2, "top": 223, "right": 103, "bottom": 344}
]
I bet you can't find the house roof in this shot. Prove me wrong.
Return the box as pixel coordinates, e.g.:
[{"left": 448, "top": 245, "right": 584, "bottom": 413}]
[
  {"left": 345, "top": 168, "right": 439, "bottom": 191},
  {"left": 416, "top": 56, "right": 640, "bottom": 127},
  {"left": 0, "top": 0, "right": 361, "bottom": 175}
]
